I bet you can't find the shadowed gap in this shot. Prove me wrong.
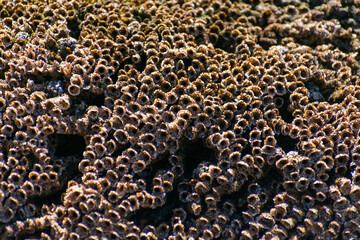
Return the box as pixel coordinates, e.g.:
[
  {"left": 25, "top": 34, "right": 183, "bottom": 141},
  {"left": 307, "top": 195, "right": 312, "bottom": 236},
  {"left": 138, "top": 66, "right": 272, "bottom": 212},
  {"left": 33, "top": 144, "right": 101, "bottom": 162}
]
[
  {"left": 82, "top": 92, "right": 105, "bottom": 108},
  {"left": 130, "top": 151, "right": 174, "bottom": 228},
  {"left": 216, "top": 165, "right": 283, "bottom": 239},
  {"left": 181, "top": 138, "right": 217, "bottom": 179},
  {"left": 138, "top": 152, "right": 172, "bottom": 193},
  {"left": 67, "top": 92, "right": 105, "bottom": 116},
  {"left": 277, "top": 94, "right": 294, "bottom": 124},
  {"left": 130, "top": 138, "right": 216, "bottom": 232},
  {"left": 128, "top": 188, "right": 180, "bottom": 229},
  {"left": 16, "top": 227, "right": 52, "bottom": 240},
  {"left": 275, "top": 133, "right": 298, "bottom": 153},
  {"left": 67, "top": 18, "right": 81, "bottom": 39},
  {"left": 214, "top": 36, "right": 236, "bottom": 53},
  {"left": 53, "top": 134, "right": 86, "bottom": 157},
  {"left": 28, "top": 134, "right": 86, "bottom": 206},
  {"left": 137, "top": 53, "right": 147, "bottom": 73}
]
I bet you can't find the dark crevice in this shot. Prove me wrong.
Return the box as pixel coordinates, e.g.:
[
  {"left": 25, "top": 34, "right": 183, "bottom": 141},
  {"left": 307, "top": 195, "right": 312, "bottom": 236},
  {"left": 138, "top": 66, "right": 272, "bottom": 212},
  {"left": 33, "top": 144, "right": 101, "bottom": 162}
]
[
  {"left": 258, "top": 37, "right": 276, "bottom": 50},
  {"left": 16, "top": 227, "right": 52, "bottom": 240},
  {"left": 317, "top": 86, "right": 335, "bottom": 103},
  {"left": 130, "top": 152, "right": 179, "bottom": 231},
  {"left": 110, "top": 72, "right": 119, "bottom": 85},
  {"left": 26, "top": 72, "right": 64, "bottom": 85},
  {"left": 67, "top": 91, "right": 105, "bottom": 117},
  {"left": 215, "top": 179, "right": 253, "bottom": 240},
  {"left": 240, "top": 128, "right": 252, "bottom": 156},
  {"left": 179, "top": 138, "right": 217, "bottom": 180},
  {"left": 29, "top": 155, "right": 82, "bottom": 207},
  {"left": 257, "top": 165, "right": 284, "bottom": 209},
  {"left": 333, "top": 38, "right": 352, "bottom": 54},
  {"left": 217, "top": 165, "right": 283, "bottom": 240},
  {"left": 214, "top": 36, "right": 236, "bottom": 53},
  {"left": 133, "top": 9, "right": 151, "bottom": 22},
  {"left": 0, "top": 60, "right": 9, "bottom": 80},
  {"left": 182, "top": 58, "right": 192, "bottom": 70},
  {"left": 82, "top": 92, "right": 105, "bottom": 107},
  {"left": 136, "top": 53, "right": 147, "bottom": 73},
  {"left": 52, "top": 134, "right": 86, "bottom": 157},
  {"left": 0, "top": 147, "right": 10, "bottom": 181},
  {"left": 220, "top": 166, "right": 283, "bottom": 212},
  {"left": 296, "top": 36, "right": 352, "bottom": 54},
  {"left": 137, "top": 151, "right": 172, "bottom": 193},
  {"left": 45, "top": 79, "right": 66, "bottom": 98},
  {"left": 193, "top": 35, "right": 207, "bottom": 46},
  {"left": 130, "top": 138, "right": 216, "bottom": 231},
  {"left": 258, "top": 165, "right": 283, "bottom": 188},
  {"left": 29, "top": 185, "right": 64, "bottom": 207},
  {"left": 276, "top": 133, "right": 298, "bottom": 153},
  {"left": 111, "top": 143, "right": 131, "bottom": 158},
  {"left": 220, "top": 180, "right": 251, "bottom": 211},
  {"left": 109, "top": 142, "right": 131, "bottom": 157},
  {"left": 277, "top": 94, "right": 294, "bottom": 123},
  {"left": 128, "top": 187, "right": 181, "bottom": 229},
  {"left": 67, "top": 19, "right": 81, "bottom": 40},
  {"left": 118, "top": 57, "right": 133, "bottom": 73},
  {"left": 308, "top": 0, "right": 324, "bottom": 9},
  {"left": 325, "top": 163, "right": 352, "bottom": 189},
  {"left": 69, "top": 91, "right": 105, "bottom": 113},
  {"left": 57, "top": 38, "right": 77, "bottom": 60},
  {"left": 28, "top": 134, "right": 85, "bottom": 207}
]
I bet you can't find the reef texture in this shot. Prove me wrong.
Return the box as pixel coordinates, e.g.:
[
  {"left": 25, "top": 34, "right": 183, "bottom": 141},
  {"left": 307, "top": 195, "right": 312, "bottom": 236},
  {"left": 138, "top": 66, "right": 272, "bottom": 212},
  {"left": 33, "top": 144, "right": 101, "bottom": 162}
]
[{"left": 1, "top": 0, "right": 360, "bottom": 239}]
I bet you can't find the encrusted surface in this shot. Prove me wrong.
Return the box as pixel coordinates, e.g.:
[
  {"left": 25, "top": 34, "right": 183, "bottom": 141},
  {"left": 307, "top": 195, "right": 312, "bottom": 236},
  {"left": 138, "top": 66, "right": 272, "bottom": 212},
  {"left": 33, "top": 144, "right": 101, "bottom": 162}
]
[{"left": 1, "top": 0, "right": 360, "bottom": 239}]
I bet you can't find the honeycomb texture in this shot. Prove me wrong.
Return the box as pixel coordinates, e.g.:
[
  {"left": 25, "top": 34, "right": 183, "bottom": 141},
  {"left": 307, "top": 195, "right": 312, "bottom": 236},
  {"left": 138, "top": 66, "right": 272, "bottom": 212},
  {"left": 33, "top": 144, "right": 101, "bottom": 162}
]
[{"left": 1, "top": 0, "right": 360, "bottom": 239}]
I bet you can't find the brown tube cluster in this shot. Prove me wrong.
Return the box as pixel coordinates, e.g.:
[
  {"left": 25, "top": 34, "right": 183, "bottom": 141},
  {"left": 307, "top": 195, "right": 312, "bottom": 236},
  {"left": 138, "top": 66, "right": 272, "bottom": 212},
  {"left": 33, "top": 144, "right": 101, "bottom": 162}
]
[{"left": 1, "top": 0, "right": 360, "bottom": 239}]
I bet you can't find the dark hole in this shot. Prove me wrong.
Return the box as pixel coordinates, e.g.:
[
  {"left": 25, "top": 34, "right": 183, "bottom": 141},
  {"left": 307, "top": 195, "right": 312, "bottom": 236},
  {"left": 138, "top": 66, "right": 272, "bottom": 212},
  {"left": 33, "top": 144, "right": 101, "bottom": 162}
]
[
  {"left": 128, "top": 187, "right": 180, "bottom": 230},
  {"left": 219, "top": 160, "right": 230, "bottom": 169},
  {"left": 17, "top": 227, "right": 52, "bottom": 240},
  {"left": 198, "top": 115, "right": 206, "bottom": 122},
  {"left": 29, "top": 137, "right": 84, "bottom": 208},
  {"left": 308, "top": 0, "right": 324, "bottom": 8},
  {"left": 130, "top": 138, "right": 216, "bottom": 231},
  {"left": 277, "top": 94, "right": 293, "bottom": 123},
  {"left": 30, "top": 174, "right": 37, "bottom": 181},
  {"left": 83, "top": 92, "right": 105, "bottom": 107},
  {"left": 180, "top": 138, "right": 216, "bottom": 179},
  {"left": 155, "top": 102, "right": 162, "bottom": 109},
  {"left": 52, "top": 134, "right": 86, "bottom": 157},
  {"left": 285, "top": 164, "right": 294, "bottom": 172},
  {"left": 40, "top": 174, "right": 48, "bottom": 181},
  {"left": 256, "top": 165, "right": 283, "bottom": 201},
  {"left": 354, "top": 174, "right": 360, "bottom": 184},
  {"left": 334, "top": 38, "right": 352, "bottom": 54},
  {"left": 275, "top": 133, "right": 298, "bottom": 153},
  {"left": 154, "top": 74, "right": 161, "bottom": 82},
  {"left": 67, "top": 16, "right": 80, "bottom": 39},
  {"left": 161, "top": 82, "right": 172, "bottom": 92},
  {"left": 136, "top": 53, "right": 147, "bottom": 73},
  {"left": 130, "top": 151, "right": 182, "bottom": 229},
  {"left": 154, "top": 186, "right": 162, "bottom": 193},
  {"left": 97, "top": 66, "right": 106, "bottom": 74},
  {"left": 214, "top": 36, "right": 235, "bottom": 53}
]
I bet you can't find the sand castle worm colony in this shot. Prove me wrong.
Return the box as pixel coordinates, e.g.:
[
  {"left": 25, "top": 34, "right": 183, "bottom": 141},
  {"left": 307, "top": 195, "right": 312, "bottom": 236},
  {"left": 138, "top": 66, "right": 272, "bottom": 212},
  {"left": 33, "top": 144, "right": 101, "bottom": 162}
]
[{"left": 1, "top": 0, "right": 360, "bottom": 239}]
